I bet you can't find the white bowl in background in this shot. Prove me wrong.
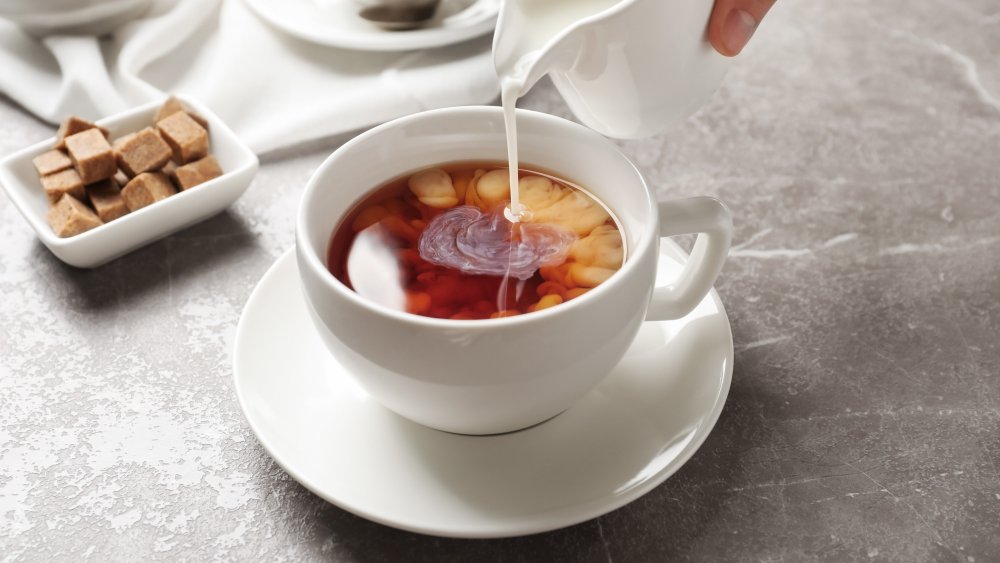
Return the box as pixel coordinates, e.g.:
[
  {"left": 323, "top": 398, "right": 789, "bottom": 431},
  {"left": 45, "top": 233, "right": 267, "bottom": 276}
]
[{"left": 0, "top": 95, "right": 258, "bottom": 268}]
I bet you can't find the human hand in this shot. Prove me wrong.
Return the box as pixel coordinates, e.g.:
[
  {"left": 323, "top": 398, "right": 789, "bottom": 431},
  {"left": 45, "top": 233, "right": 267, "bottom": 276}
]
[{"left": 707, "top": 0, "right": 777, "bottom": 56}]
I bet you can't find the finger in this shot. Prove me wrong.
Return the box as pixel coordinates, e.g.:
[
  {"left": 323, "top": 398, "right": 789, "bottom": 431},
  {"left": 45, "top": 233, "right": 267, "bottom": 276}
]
[{"left": 707, "top": 0, "right": 777, "bottom": 57}]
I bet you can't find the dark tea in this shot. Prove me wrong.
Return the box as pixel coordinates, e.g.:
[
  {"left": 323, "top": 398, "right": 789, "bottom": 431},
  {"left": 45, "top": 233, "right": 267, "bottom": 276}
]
[{"left": 327, "top": 162, "right": 625, "bottom": 320}]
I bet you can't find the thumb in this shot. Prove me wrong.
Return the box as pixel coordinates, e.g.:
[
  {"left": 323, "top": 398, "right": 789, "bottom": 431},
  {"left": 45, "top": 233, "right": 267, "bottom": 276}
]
[{"left": 707, "top": 0, "right": 777, "bottom": 57}]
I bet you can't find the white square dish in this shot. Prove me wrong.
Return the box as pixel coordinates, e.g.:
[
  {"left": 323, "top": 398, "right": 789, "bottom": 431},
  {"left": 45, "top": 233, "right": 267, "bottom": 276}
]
[{"left": 0, "top": 95, "right": 258, "bottom": 268}]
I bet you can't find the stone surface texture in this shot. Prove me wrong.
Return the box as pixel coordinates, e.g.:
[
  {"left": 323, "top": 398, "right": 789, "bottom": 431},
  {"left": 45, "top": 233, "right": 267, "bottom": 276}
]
[{"left": 1, "top": 0, "right": 998, "bottom": 560}]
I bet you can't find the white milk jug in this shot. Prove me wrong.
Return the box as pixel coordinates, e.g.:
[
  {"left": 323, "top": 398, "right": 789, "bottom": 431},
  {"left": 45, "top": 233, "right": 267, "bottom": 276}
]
[{"left": 493, "top": 0, "right": 732, "bottom": 139}]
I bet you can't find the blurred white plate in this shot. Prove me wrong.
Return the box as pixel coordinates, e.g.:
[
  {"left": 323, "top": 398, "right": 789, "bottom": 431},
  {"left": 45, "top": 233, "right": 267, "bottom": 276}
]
[
  {"left": 0, "top": 0, "right": 153, "bottom": 36},
  {"left": 244, "top": 0, "right": 499, "bottom": 51},
  {"left": 232, "top": 246, "right": 733, "bottom": 538}
]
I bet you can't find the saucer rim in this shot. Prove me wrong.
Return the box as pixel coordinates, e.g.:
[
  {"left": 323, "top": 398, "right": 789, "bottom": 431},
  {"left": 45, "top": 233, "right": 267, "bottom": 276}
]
[
  {"left": 243, "top": 0, "right": 500, "bottom": 52},
  {"left": 233, "top": 245, "right": 733, "bottom": 538}
]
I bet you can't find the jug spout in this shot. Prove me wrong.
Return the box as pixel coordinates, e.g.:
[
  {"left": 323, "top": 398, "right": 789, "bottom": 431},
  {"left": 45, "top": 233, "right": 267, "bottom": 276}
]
[
  {"left": 495, "top": 35, "right": 582, "bottom": 98},
  {"left": 492, "top": 0, "right": 616, "bottom": 98}
]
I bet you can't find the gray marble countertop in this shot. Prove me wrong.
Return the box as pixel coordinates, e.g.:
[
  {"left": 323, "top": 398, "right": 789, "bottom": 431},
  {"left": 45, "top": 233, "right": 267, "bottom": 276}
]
[{"left": 2, "top": 0, "right": 999, "bottom": 561}]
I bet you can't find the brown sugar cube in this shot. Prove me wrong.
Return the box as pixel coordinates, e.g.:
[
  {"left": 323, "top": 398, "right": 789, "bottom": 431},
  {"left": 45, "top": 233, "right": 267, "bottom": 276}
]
[
  {"left": 47, "top": 194, "right": 103, "bottom": 237},
  {"left": 32, "top": 150, "right": 73, "bottom": 176},
  {"left": 155, "top": 97, "right": 185, "bottom": 122},
  {"left": 40, "top": 168, "right": 85, "bottom": 205},
  {"left": 121, "top": 172, "right": 176, "bottom": 211},
  {"left": 161, "top": 160, "right": 177, "bottom": 180},
  {"left": 173, "top": 155, "right": 222, "bottom": 190},
  {"left": 155, "top": 96, "right": 209, "bottom": 130},
  {"left": 112, "top": 132, "right": 137, "bottom": 154},
  {"left": 113, "top": 169, "right": 130, "bottom": 188},
  {"left": 54, "top": 116, "right": 109, "bottom": 150},
  {"left": 65, "top": 128, "right": 116, "bottom": 183},
  {"left": 86, "top": 180, "right": 130, "bottom": 222},
  {"left": 156, "top": 112, "right": 208, "bottom": 164},
  {"left": 114, "top": 127, "right": 172, "bottom": 177}
]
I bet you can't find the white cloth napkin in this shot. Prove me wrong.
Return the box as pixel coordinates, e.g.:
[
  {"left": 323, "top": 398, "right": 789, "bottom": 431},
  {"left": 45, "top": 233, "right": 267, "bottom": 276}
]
[{"left": 0, "top": 0, "right": 499, "bottom": 153}]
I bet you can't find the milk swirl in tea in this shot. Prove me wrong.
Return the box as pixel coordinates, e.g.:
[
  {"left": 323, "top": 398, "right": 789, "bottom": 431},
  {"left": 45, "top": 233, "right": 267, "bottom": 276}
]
[{"left": 327, "top": 162, "right": 625, "bottom": 319}]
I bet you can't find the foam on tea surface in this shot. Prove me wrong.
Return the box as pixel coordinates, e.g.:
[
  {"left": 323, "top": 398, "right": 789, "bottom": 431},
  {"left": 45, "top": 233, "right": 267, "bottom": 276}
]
[{"left": 328, "top": 162, "right": 625, "bottom": 320}]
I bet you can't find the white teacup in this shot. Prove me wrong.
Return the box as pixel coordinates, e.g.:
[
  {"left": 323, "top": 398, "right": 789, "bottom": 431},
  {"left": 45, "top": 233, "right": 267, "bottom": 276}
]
[{"left": 296, "top": 106, "right": 732, "bottom": 435}]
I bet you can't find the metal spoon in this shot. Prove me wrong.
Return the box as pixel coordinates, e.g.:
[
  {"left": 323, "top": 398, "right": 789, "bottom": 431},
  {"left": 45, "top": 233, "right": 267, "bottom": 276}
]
[{"left": 357, "top": 0, "right": 443, "bottom": 30}]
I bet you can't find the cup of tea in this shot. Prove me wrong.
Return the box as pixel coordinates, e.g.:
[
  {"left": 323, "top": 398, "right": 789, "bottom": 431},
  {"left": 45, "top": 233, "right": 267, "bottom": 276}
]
[{"left": 296, "top": 106, "right": 731, "bottom": 435}]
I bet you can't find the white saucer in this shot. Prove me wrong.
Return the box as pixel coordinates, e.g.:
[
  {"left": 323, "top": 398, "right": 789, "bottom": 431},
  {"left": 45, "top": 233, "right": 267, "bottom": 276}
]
[
  {"left": 244, "top": 0, "right": 500, "bottom": 51},
  {"left": 233, "top": 244, "right": 733, "bottom": 538}
]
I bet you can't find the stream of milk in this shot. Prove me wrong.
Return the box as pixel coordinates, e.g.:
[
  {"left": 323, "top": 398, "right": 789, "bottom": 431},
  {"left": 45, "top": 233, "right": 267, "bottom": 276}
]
[
  {"left": 492, "top": 0, "right": 621, "bottom": 312},
  {"left": 497, "top": 0, "right": 622, "bottom": 220}
]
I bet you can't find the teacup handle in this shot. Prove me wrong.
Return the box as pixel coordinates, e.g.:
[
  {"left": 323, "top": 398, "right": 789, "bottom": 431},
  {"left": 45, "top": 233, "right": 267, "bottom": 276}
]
[{"left": 646, "top": 197, "right": 732, "bottom": 321}]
